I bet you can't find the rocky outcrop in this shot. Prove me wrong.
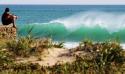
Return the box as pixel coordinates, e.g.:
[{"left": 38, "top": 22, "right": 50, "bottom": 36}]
[{"left": 0, "top": 25, "right": 16, "bottom": 39}]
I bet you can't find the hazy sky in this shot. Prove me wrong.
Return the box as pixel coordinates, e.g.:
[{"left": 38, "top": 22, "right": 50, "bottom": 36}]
[{"left": 0, "top": 0, "right": 125, "bottom": 5}]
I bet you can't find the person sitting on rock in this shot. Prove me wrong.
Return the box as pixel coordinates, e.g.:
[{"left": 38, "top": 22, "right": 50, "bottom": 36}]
[{"left": 1, "top": 8, "right": 18, "bottom": 28}]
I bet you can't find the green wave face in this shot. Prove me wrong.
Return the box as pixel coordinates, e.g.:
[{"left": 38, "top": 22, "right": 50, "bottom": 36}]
[{"left": 18, "top": 23, "right": 125, "bottom": 42}]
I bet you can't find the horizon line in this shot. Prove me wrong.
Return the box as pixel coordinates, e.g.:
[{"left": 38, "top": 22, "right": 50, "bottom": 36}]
[{"left": 1, "top": 4, "right": 125, "bottom": 5}]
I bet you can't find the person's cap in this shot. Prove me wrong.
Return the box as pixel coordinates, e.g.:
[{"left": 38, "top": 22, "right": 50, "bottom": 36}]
[{"left": 5, "top": 8, "right": 10, "bottom": 12}]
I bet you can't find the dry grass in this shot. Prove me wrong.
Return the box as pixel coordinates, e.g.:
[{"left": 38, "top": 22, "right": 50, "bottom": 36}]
[{"left": 0, "top": 39, "right": 10, "bottom": 49}]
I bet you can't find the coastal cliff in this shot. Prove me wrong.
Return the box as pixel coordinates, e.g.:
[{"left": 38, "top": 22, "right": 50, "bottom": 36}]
[{"left": 0, "top": 25, "right": 16, "bottom": 39}]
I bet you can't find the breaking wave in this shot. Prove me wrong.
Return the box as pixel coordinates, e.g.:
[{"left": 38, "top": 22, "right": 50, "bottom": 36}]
[
  {"left": 50, "top": 11, "right": 125, "bottom": 33},
  {"left": 18, "top": 11, "right": 125, "bottom": 42}
]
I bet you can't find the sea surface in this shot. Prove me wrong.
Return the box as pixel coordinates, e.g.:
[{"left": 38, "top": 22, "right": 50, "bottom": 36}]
[{"left": 0, "top": 5, "right": 125, "bottom": 42}]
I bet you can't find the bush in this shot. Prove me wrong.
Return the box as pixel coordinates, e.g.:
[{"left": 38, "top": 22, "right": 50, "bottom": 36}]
[
  {"left": 0, "top": 50, "right": 13, "bottom": 66},
  {"left": 6, "top": 35, "right": 34, "bottom": 57},
  {"left": 73, "top": 41, "right": 125, "bottom": 74}
]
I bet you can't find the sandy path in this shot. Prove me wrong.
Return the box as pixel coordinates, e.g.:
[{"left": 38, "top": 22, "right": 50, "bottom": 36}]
[{"left": 16, "top": 48, "right": 75, "bottom": 66}]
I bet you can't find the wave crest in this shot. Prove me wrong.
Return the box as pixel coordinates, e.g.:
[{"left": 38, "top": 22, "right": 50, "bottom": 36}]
[{"left": 50, "top": 11, "right": 125, "bottom": 33}]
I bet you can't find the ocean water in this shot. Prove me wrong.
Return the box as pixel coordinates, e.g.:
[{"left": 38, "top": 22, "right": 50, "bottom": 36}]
[{"left": 0, "top": 5, "right": 125, "bottom": 42}]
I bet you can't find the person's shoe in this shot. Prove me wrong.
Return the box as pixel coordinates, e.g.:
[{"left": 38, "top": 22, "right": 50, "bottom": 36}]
[{"left": 13, "top": 25, "right": 17, "bottom": 29}]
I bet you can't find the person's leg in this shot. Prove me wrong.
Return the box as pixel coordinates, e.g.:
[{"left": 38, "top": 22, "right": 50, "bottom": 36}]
[
  {"left": 8, "top": 16, "right": 16, "bottom": 28},
  {"left": 13, "top": 16, "right": 17, "bottom": 28},
  {"left": 12, "top": 18, "right": 16, "bottom": 28}
]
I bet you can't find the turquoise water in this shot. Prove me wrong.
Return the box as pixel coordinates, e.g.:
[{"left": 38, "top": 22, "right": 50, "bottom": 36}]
[{"left": 0, "top": 5, "right": 125, "bottom": 42}]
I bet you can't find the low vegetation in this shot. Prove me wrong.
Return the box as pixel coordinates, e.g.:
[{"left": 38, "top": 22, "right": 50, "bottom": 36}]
[{"left": 0, "top": 35, "right": 125, "bottom": 74}]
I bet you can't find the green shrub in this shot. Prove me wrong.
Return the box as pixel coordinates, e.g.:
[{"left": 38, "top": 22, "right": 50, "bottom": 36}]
[
  {"left": 6, "top": 35, "right": 34, "bottom": 57},
  {"left": 73, "top": 41, "right": 125, "bottom": 74},
  {"left": 0, "top": 50, "right": 13, "bottom": 66},
  {"left": 93, "top": 42, "right": 125, "bottom": 73}
]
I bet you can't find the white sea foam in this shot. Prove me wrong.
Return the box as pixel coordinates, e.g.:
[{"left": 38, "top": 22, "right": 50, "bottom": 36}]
[
  {"left": 50, "top": 11, "right": 125, "bottom": 33},
  {"left": 64, "top": 42, "right": 79, "bottom": 49},
  {"left": 64, "top": 42, "right": 125, "bottom": 50},
  {"left": 121, "top": 44, "right": 125, "bottom": 50}
]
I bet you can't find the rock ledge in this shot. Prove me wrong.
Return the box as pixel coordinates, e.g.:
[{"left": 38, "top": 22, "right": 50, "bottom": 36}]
[{"left": 0, "top": 25, "right": 16, "bottom": 39}]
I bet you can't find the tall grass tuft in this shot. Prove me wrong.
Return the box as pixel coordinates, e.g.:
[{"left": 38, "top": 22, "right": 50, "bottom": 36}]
[
  {"left": 6, "top": 26, "right": 35, "bottom": 57},
  {"left": 6, "top": 37, "right": 33, "bottom": 57}
]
